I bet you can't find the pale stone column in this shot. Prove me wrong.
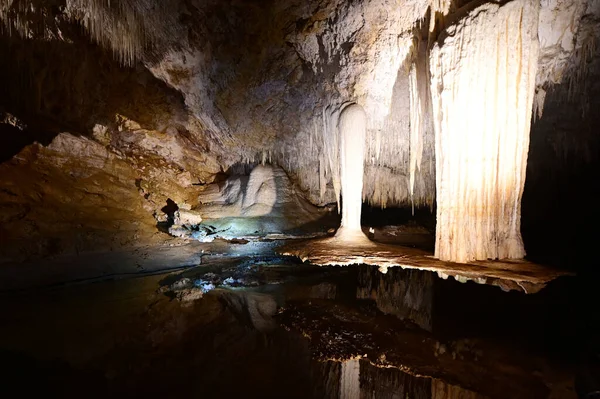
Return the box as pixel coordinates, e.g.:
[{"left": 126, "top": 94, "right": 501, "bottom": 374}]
[
  {"left": 336, "top": 104, "right": 367, "bottom": 239},
  {"left": 429, "top": 0, "right": 539, "bottom": 263}
]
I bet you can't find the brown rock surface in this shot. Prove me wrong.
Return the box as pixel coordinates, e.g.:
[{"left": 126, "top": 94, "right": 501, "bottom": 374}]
[
  {"left": 0, "top": 0, "right": 598, "bottom": 267},
  {"left": 0, "top": 131, "right": 210, "bottom": 261}
]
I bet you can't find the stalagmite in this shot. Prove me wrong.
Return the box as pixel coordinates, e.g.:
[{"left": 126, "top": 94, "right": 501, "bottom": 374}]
[
  {"left": 336, "top": 103, "right": 367, "bottom": 239},
  {"left": 430, "top": 0, "right": 539, "bottom": 263}
]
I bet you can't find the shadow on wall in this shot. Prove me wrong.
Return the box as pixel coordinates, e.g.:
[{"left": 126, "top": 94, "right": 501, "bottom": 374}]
[
  {"left": 161, "top": 199, "right": 180, "bottom": 224},
  {"left": 0, "top": 33, "right": 187, "bottom": 162}
]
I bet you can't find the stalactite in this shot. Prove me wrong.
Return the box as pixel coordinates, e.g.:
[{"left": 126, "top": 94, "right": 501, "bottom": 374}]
[
  {"left": 533, "top": 88, "right": 547, "bottom": 120},
  {"left": 318, "top": 150, "right": 327, "bottom": 203},
  {"left": 429, "top": 0, "right": 453, "bottom": 33},
  {"left": 364, "top": 62, "right": 411, "bottom": 208},
  {"left": 0, "top": 0, "right": 58, "bottom": 39},
  {"left": 409, "top": 40, "right": 434, "bottom": 213},
  {"left": 363, "top": 51, "right": 435, "bottom": 211},
  {"left": 430, "top": 0, "right": 539, "bottom": 263},
  {"left": 566, "top": 30, "right": 596, "bottom": 114},
  {"left": 363, "top": 166, "right": 409, "bottom": 209},
  {"left": 67, "top": 0, "right": 178, "bottom": 66},
  {"left": 275, "top": 84, "right": 434, "bottom": 211},
  {"left": 321, "top": 103, "right": 344, "bottom": 210},
  {"left": 0, "top": 0, "right": 178, "bottom": 65}
]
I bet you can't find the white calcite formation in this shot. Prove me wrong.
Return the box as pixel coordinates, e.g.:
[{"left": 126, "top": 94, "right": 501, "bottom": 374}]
[
  {"left": 198, "top": 164, "right": 318, "bottom": 219},
  {"left": 194, "top": 164, "right": 330, "bottom": 238},
  {"left": 241, "top": 165, "right": 279, "bottom": 217},
  {"left": 272, "top": 0, "right": 436, "bottom": 209},
  {"left": 430, "top": 0, "right": 540, "bottom": 262},
  {"left": 1, "top": 0, "right": 599, "bottom": 264},
  {"left": 336, "top": 104, "right": 367, "bottom": 238},
  {"left": 174, "top": 209, "right": 203, "bottom": 226}
]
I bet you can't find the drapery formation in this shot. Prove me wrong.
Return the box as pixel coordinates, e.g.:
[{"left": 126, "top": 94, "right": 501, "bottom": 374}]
[{"left": 429, "top": 0, "right": 540, "bottom": 262}]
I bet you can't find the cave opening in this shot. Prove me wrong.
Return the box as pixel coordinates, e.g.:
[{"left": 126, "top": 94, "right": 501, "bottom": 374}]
[{"left": 0, "top": 0, "right": 599, "bottom": 397}]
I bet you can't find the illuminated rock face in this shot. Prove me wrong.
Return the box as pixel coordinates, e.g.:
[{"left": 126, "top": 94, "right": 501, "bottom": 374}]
[
  {"left": 198, "top": 164, "right": 322, "bottom": 220},
  {"left": 336, "top": 104, "right": 367, "bottom": 238},
  {"left": 0, "top": 0, "right": 598, "bottom": 264},
  {"left": 430, "top": 0, "right": 540, "bottom": 263}
]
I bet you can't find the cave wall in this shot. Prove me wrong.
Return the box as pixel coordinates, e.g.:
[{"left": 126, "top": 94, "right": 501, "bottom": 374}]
[
  {"left": 0, "top": 35, "right": 189, "bottom": 159},
  {"left": 523, "top": 38, "right": 600, "bottom": 268},
  {"left": 0, "top": 0, "right": 599, "bottom": 263},
  {"left": 0, "top": 0, "right": 436, "bottom": 261},
  {"left": 0, "top": 134, "right": 154, "bottom": 260},
  {"left": 0, "top": 11, "right": 221, "bottom": 260},
  {"left": 521, "top": 0, "right": 600, "bottom": 268}
]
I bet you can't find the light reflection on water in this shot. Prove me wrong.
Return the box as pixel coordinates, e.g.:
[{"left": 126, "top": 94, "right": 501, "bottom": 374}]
[{"left": 0, "top": 255, "right": 595, "bottom": 398}]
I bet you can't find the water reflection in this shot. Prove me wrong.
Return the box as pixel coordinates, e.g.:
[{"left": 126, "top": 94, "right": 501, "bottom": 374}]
[
  {"left": 0, "top": 255, "right": 592, "bottom": 398},
  {"left": 356, "top": 266, "right": 433, "bottom": 331},
  {"left": 325, "top": 358, "right": 484, "bottom": 399}
]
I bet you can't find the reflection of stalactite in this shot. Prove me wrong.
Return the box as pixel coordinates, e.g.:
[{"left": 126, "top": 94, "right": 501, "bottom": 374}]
[
  {"left": 319, "top": 360, "right": 492, "bottom": 398},
  {"left": 357, "top": 266, "right": 433, "bottom": 331},
  {"left": 359, "top": 360, "right": 432, "bottom": 398},
  {"left": 312, "top": 361, "right": 341, "bottom": 399},
  {"left": 340, "top": 359, "right": 360, "bottom": 399},
  {"left": 430, "top": 0, "right": 539, "bottom": 262},
  {"left": 431, "top": 379, "right": 489, "bottom": 399}
]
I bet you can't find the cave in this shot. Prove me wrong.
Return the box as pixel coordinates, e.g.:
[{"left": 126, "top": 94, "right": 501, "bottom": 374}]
[{"left": 0, "top": 0, "right": 599, "bottom": 397}]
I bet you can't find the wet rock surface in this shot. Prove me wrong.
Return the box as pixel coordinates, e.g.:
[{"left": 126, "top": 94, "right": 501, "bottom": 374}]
[{"left": 279, "top": 235, "right": 572, "bottom": 294}]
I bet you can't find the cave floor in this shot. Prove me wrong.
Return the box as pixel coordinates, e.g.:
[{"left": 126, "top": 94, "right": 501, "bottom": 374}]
[
  {"left": 279, "top": 235, "right": 572, "bottom": 293},
  {"left": 0, "top": 249, "right": 592, "bottom": 398}
]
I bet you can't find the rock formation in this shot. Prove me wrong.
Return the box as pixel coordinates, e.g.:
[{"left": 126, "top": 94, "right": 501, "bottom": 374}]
[
  {"left": 0, "top": 0, "right": 598, "bottom": 266},
  {"left": 336, "top": 103, "right": 367, "bottom": 239},
  {"left": 187, "top": 164, "right": 334, "bottom": 239},
  {"left": 430, "top": 0, "right": 539, "bottom": 262}
]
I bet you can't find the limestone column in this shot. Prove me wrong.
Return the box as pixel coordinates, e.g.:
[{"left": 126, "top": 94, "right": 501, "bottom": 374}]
[
  {"left": 336, "top": 104, "right": 367, "bottom": 238},
  {"left": 429, "top": 0, "right": 539, "bottom": 262}
]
